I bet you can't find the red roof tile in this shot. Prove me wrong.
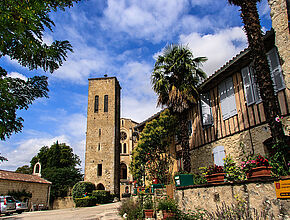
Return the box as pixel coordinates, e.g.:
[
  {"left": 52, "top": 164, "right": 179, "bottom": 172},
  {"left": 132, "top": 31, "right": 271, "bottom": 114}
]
[{"left": 0, "top": 170, "right": 51, "bottom": 184}]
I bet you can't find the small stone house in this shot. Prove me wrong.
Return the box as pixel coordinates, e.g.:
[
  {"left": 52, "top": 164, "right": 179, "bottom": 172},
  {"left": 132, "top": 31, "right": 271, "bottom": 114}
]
[{"left": 0, "top": 169, "right": 51, "bottom": 210}]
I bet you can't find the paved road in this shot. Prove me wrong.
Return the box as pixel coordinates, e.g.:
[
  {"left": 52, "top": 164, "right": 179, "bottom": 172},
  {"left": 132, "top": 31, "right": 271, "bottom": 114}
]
[{"left": 0, "top": 202, "right": 122, "bottom": 220}]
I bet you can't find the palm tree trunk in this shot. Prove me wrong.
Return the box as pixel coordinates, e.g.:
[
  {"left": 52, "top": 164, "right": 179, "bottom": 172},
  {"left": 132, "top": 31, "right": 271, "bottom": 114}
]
[
  {"left": 239, "top": 1, "right": 285, "bottom": 143},
  {"left": 178, "top": 112, "right": 191, "bottom": 173}
]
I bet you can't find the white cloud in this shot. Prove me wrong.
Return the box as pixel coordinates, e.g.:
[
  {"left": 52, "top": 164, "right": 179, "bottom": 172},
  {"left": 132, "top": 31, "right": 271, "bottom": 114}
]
[
  {"left": 102, "top": 0, "right": 188, "bottom": 41},
  {"left": 0, "top": 135, "right": 69, "bottom": 171},
  {"left": 179, "top": 27, "right": 248, "bottom": 76},
  {"left": 7, "top": 72, "right": 28, "bottom": 81}
]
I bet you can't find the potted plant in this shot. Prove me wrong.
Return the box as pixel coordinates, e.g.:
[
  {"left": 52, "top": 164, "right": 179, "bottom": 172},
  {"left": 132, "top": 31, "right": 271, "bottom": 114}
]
[
  {"left": 241, "top": 155, "right": 272, "bottom": 179},
  {"left": 223, "top": 155, "right": 246, "bottom": 182},
  {"left": 201, "top": 165, "right": 225, "bottom": 184},
  {"left": 157, "top": 197, "right": 178, "bottom": 219},
  {"left": 143, "top": 197, "right": 154, "bottom": 219}
]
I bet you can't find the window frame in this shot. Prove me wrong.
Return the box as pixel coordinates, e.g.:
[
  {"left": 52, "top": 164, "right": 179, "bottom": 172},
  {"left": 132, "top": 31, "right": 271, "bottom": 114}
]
[
  {"left": 200, "top": 92, "right": 214, "bottom": 126},
  {"left": 94, "top": 95, "right": 99, "bottom": 113}
]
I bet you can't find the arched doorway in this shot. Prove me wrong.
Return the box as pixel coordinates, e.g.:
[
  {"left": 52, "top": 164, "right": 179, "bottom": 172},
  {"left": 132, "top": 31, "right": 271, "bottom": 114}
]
[
  {"left": 120, "top": 163, "right": 127, "bottom": 180},
  {"left": 96, "top": 183, "right": 105, "bottom": 190}
]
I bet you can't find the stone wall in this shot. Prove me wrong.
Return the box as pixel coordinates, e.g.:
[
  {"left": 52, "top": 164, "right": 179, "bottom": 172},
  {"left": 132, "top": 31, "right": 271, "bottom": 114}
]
[
  {"left": 268, "top": 0, "right": 290, "bottom": 104},
  {"left": 0, "top": 179, "right": 50, "bottom": 209},
  {"left": 190, "top": 124, "right": 271, "bottom": 172},
  {"left": 52, "top": 197, "right": 74, "bottom": 209},
  {"left": 175, "top": 180, "right": 290, "bottom": 219}
]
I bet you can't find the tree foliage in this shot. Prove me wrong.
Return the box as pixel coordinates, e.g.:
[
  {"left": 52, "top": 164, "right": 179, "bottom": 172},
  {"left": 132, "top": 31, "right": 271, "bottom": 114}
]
[
  {"left": 0, "top": 0, "right": 81, "bottom": 140},
  {"left": 15, "top": 165, "right": 32, "bottom": 174},
  {"left": 151, "top": 44, "right": 207, "bottom": 172},
  {"left": 130, "top": 110, "right": 177, "bottom": 185},
  {"left": 30, "top": 141, "right": 83, "bottom": 200}
]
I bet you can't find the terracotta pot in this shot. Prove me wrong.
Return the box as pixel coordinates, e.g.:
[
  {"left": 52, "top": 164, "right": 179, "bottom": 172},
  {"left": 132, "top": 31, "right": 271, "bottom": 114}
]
[
  {"left": 206, "top": 173, "right": 225, "bottom": 184},
  {"left": 162, "top": 210, "right": 175, "bottom": 219},
  {"left": 246, "top": 166, "right": 272, "bottom": 179},
  {"left": 144, "top": 209, "right": 154, "bottom": 218}
]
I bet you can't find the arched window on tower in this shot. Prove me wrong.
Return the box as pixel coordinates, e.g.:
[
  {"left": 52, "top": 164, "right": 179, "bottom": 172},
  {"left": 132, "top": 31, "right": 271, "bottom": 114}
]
[
  {"left": 120, "top": 163, "right": 127, "bottom": 180},
  {"left": 104, "top": 95, "right": 108, "bottom": 112},
  {"left": 94, "top": 95, "right": 99, "bottom": 113}
]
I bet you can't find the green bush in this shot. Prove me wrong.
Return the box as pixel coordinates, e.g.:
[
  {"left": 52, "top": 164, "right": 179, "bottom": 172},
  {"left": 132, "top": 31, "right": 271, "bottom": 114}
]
[
  {"left": 74, "top": 197, "right": 96, "bottom": 207},
  {"left": 92, "top": 190, "right": 111, "bottom": 204},
  {"left": 118, "top": 198, "right": 143, "bottom": 220},
  {"left": 72, "top": 181, "right": 95, "bottom": 201},
  {"left": 157, "top": 197, "right": 178, "bottom": 212}
]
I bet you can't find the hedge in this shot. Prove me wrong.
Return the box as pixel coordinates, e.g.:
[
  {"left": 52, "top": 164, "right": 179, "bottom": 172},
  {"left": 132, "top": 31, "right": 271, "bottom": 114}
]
[
  {"left": 72, "top": 182, "right": 96, "bottom": 201},
  {"left": 92, "top": 190, "right": 112, "bottom": 204},
  {"left": 74, "top": 197, "right": 96, "bottom": 207}
]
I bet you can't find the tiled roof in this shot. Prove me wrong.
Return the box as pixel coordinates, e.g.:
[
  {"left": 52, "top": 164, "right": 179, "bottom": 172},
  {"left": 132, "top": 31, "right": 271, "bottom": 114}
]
[
  {"left": 134, "top": 109, "right": 166, "bottom": 130},
  {"left": 0, "top": 170, "right": 51, "bottom": 184}
]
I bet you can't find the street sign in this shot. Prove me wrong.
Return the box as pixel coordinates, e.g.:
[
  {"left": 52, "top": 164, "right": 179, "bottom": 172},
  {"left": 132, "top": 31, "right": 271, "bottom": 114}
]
[{"left": 274, "top": 179, "right": 290, "bottom": 199}]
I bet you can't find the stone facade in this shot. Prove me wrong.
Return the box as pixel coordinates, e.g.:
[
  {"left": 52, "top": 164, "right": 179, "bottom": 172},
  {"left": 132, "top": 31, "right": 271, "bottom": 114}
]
[
  {"left": 84, "top": 77, "right": 120, "bottom": 195},
  {"left": 0, "top": 179, "right": 50, "bottom": 209},
  {"left": 190, "top": 124, "right": 272, "bottom": 172},
  {"left": 175, "top": 180, "right": 290, "bottom": 219},
  {"left": 268, "top": 0, "right": 290, "bottom": 104},
  {"left": 120, "top": 118, "right": 138, "bottom": 196}
]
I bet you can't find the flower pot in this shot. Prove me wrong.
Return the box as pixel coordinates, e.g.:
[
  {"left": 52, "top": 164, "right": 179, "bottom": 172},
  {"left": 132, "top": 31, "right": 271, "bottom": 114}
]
[
  {"left": 206, "top": 173, "right": 225, "bottom": 184},
  {"left": 144, "top": 209, "right": 154, "bottom": 218},
  {"left": 162, "top": 210, "right": 175, "bottom": 219},
  {"left": 246, "top": 166, "right": 272, "bottom": 179}
]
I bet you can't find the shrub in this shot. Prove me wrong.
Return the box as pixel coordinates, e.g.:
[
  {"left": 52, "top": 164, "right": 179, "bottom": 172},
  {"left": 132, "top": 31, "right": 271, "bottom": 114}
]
[
  {"left": 157, "top": 197, "right": 178, "bottom": 212},
  {"left": 192, "top": 173, "right": 207, "bottom": 185},
  {"left": 92, "top": 190, "right": 111, "bottom": 204},
  {"left": 118, "top": 198, "right": 143, "bottom": 220},
  {"left": 143, "top": 196, "right": 153, "bottom": 209},
  {"left": 72, "top": 181, "right": 95, "bottom": 201},
  {"left": 223, "top": 155, "right": 246, "bottom": 182},
  {"left": 74, "top": 197, "right": 96, "bottom": 207}
]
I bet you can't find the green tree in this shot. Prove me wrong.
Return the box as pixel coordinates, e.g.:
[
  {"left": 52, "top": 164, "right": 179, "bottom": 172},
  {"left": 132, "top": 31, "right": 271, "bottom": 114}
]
[
  {"left": 15, "top": 165, "right": 32, "bottom": 174},
  {"left": 0, "top": 0, "right": 81, "bottom": 141},
  {"left": 130, "top": 110, "right": 177, "bottom": 185},
  {"left": 227, "top": 0, "right": 288, "bottom": 173},
  {"left": 30, "top": 141, "right": 83, "bottom": 201},
  {"left": 151, "top": 44, "right": 207, "bottom": 172}
]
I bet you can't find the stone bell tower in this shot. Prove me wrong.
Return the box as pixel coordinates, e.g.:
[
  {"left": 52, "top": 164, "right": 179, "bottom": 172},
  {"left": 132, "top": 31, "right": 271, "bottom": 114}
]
[{"left": 84, "top": 76, "right": 121, "bottom": 195}]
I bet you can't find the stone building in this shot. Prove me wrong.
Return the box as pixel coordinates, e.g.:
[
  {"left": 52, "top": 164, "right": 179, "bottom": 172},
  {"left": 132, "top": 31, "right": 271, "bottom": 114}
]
[
  {"left": 84, "top": 77, "right": 120, "bottom": 195},
  {"left": 0, "top": 169, "right": 51, "bottom": 210},
  {"left": 120, "top": 118, "right": 138, "bottom": 195}
]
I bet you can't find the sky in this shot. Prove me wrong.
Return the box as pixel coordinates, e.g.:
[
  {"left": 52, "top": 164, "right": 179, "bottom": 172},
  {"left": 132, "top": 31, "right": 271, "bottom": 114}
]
[{"left": 0, "top": 0, "right": 272, "bottom": 172}]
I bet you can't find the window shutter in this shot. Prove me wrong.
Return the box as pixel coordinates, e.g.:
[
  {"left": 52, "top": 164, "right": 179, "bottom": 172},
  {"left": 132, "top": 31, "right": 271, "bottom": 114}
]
[
  {"left": 201, "top": 93, "right": 213, "bottom": 126},
  {"left": 213, "top": 146, "right": 225, "bottom": 166},
  {"left": 219, "top": 81, "right": 229, "bottom": 120},
  {"left": 225, "top": 77, "right": 237, "bottom": 119},
  {"left": 188, "top": 120, "right": 193, "bottom": 136},
  {"left": 241, "top": 67, "right": 255, "bottom": 105},
  {"left": 267, "top": 48, "right": 285, "bottom": 91},
  {"left": 249, "top": 66, "right": 262, "bottom": 103}
]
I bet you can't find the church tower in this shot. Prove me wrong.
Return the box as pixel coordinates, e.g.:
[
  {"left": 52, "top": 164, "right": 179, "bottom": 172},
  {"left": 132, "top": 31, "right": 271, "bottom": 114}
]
[{"left": 84, "top": 76, "right": 121, "bottom": 195}]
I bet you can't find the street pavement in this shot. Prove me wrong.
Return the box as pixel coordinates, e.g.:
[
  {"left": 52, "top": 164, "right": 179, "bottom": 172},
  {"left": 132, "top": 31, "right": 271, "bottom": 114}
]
[{"left": 0, "top": 202, "right": 122, "bottom": 220}]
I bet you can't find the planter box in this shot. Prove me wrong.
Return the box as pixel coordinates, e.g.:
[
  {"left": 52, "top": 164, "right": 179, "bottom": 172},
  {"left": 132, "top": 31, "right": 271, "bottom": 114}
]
[
  {"left": 174, "top": 174, "right": 194, "bottom": 187},
  {"left": 247, "top": 166, "right": 272, "bottom": 179},
  {"left": 206, "top": 173, "right": 225, "bottom": 184},
  {"left": 162, "top": 210, "right": 175, "bottom": 219},
  {"left": 144, "top": 209, "right": 154, "bottom": 218}
]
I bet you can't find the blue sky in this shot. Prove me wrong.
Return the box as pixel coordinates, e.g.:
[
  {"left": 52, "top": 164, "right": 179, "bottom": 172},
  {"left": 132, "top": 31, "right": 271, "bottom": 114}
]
[{"left": 0, "top": 0, "right": 272, "bottom": 171}]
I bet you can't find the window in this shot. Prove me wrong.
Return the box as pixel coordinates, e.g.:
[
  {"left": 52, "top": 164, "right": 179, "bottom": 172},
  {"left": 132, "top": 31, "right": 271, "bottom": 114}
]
[
  {"left": 266, "top": 48, "right": 285, "bottom": 92},
  {"left": 97, "top": 164, "right": 102, "bottom": 176},
  {"left": 188, "top": 120, "right": 193, "bottom": 136},
  {"left": 94, "top": 95, "right": 99, "bottom": 113},
  {"left": 218, "top": 77, "right": 237, "bottom": 120},
  {"left": 121, "top": 120, "right": 124, "bottom": 127},
  {"left": 104, "top": 95, "right": 108, "bottom": 112},
  {"left": 120, "top": 131, "right": 127, "bottom": 141},
  {"left": 123, "top": 143, "right": 127, "bottom": 154},
  {"left": 212, "top": 146, "right": 225, "bottom": 166},
  {"left": 241, "top": 65, "right": 261, "bottom": 106},
  {"left": 120, "top": 163, "right": 127, "bottom": 179},
  {"left": 99, "top": 129, "right": 101, "bottom": 137},
  {"left": 201, "top": 92, "right": 213, "bottom": 126},
  {"left": 98, "top": 143, "right": 101, "bottom": 151}
]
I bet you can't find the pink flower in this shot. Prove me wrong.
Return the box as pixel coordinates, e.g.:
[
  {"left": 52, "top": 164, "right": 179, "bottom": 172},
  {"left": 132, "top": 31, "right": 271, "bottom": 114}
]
[
  {"left": 251, "top": 160, "right": 255, "bottom": 163},
  {"left": 275, "top": 115, "right": 281, "bottom": 122},
  {"left": 241, "top": 162, "right": 245, "bottom": 165},
  {"left": 246, "top": 161, "right": 250, "bottom": 164}
]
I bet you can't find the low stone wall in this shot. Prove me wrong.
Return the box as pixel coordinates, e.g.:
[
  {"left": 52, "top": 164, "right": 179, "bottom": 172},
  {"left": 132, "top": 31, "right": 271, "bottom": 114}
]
[
  {"left": 174, "top": 179, "right": 290, "bottom": 219},
  {"left": 52, "top": 196, "right": 75, "bottom": 209}
]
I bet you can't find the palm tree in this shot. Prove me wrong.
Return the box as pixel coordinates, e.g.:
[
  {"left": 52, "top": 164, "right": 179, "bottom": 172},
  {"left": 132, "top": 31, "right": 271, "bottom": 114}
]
[
  {"left": 228, "top": 0, "right": 287, "bottom": 170},
  {"left": 151, "top": 44, "right": 207, "bottom": 172}
]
